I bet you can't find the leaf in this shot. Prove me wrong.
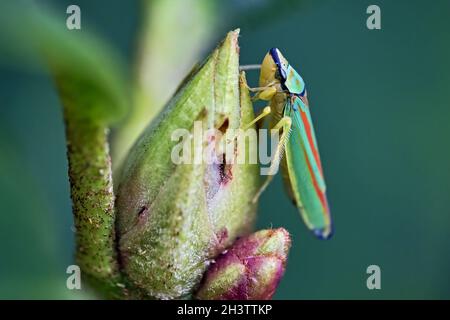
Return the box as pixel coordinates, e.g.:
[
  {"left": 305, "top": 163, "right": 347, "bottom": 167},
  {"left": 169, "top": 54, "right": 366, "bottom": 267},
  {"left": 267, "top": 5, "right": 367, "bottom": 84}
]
[{"left": 0, "top": 1, "right": 129, "bottom": 125}]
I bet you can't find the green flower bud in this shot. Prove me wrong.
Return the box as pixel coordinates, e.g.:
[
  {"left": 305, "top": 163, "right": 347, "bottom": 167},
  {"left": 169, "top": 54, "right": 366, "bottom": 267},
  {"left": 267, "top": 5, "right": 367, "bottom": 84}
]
[
  {"left": 195, "top": 228, "right": 291, "bottom": 300},
  {"left": 115, "top": 30, "right": 260, "bottom": 299}
]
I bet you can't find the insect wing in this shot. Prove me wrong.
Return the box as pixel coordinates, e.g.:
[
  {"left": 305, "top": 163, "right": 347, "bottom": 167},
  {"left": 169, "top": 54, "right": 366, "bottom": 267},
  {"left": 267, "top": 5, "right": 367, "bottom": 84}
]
[{"left": 283, "top": 95, "right": 332, "bottom": 239}]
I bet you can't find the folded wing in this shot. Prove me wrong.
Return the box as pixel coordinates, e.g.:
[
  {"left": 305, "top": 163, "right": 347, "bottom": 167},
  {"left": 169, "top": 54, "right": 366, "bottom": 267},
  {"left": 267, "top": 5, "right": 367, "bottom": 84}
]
[{"left": 283, "top": 95, "right": 332, "bottom": 239}]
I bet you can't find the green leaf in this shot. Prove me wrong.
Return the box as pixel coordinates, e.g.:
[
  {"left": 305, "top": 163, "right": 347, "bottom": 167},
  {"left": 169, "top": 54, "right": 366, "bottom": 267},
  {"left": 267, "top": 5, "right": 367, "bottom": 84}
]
[{"left": 0, "top": 1, "right": 129, "bottom": 125}]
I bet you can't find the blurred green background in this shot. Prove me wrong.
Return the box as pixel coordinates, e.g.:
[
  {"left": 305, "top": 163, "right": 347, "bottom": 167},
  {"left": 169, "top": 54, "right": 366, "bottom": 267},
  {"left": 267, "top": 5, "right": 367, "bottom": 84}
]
[{"left": 1, "top": 0, "right": 450, "bottom": 299}]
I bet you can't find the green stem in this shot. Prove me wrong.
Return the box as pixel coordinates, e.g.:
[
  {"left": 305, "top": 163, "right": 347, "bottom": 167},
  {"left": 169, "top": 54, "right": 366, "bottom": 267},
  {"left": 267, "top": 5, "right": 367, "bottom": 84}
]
[{"left": 62, "top": 101, "right": 123, "bottom": 298}]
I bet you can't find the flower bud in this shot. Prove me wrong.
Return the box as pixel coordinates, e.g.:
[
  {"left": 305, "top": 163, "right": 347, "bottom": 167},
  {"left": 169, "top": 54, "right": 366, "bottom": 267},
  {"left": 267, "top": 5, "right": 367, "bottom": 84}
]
[
  {"left": 115, "top": 30, "right": 260, "bottom": 299},
  {"left": 196, "top": 228, "right": 291, "bottom": 300}
]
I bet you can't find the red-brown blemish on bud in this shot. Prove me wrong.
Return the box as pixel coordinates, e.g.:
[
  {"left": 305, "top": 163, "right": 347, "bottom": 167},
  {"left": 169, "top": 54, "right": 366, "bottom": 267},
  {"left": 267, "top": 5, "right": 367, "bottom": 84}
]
[{"left": 136, "top": 205, "right": 150, "bottom": 227}]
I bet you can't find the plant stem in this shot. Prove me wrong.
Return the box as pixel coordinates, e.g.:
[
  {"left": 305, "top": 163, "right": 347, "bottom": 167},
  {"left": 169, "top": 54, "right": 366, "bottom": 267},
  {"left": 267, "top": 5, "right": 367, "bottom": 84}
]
[{"left": 63, "top": 102, "right": 123, "bottom": 298}]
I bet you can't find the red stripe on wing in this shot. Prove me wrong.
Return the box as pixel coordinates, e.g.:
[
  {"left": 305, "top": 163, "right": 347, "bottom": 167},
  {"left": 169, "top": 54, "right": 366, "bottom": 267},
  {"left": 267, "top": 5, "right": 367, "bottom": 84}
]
[
  {"left": 298, "top": 98, "right": 324, "bottom": 177},
  {"left": 302, "top": 145, "right": 330, "bottom": 216}
]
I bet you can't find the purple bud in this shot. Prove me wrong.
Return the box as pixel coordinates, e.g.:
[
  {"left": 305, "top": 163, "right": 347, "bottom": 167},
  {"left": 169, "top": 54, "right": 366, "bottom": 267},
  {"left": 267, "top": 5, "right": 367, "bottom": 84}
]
[{"left": 196, "top": 228, "right": 291, "bottom": 300}]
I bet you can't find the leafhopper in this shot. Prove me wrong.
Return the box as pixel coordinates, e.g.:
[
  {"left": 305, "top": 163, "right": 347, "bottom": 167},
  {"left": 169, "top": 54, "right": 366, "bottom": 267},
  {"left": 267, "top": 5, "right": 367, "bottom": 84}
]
[{"left": 247, "top": 48, "right": 332, "bottom": 239}]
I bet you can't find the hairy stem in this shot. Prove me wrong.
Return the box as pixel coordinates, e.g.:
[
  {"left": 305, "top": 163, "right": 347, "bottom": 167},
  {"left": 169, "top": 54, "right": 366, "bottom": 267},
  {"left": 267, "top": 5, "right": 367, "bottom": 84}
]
[{"left": 62, "top": 101, "right": 123, "bottom": 298}]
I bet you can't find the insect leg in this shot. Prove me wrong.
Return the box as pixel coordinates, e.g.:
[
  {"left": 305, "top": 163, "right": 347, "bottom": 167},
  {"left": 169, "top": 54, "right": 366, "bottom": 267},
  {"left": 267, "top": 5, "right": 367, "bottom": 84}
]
[
  {"left": 245, "top": 81, "right": 278, "bottom": 101},
  {"left": 252, "top": 116, "right": 292, "bottom": 203},
  {"left": 243, "top": 106, "right": 271, "bottom": 130},
  {"left": 223, "top": 106, "right": 272, "bottom": 146}
]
